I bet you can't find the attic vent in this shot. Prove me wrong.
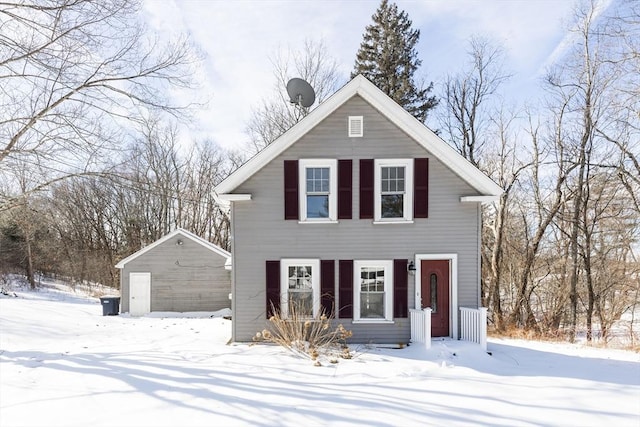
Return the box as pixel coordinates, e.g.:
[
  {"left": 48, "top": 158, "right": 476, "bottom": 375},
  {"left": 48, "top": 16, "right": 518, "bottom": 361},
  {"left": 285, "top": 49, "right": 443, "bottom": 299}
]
[{"left": 348, "top": 116, "right": 363, "bottom": 137}]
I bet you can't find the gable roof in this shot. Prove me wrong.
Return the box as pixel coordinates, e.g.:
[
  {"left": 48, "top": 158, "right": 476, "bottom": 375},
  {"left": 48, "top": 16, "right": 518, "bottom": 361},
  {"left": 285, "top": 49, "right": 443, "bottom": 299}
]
[
  {"left": 115, "top": 228, "right": 231, "bottom": 269},
  {"left": 215, "top": 74, "right": 503, "bottom": 198}
]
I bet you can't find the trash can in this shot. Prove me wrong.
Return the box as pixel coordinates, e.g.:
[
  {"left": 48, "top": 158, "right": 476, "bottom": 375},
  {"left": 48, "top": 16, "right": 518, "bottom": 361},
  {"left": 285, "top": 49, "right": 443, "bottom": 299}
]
[{"left": 100, "top": 296, "right": 120, "bottom": 316}]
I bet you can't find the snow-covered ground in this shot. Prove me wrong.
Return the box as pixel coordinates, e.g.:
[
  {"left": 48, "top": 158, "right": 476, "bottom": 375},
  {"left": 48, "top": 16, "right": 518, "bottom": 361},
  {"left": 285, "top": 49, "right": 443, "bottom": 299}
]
[{"left": 1, "top": 279, "right": 638, "bottom": 427}]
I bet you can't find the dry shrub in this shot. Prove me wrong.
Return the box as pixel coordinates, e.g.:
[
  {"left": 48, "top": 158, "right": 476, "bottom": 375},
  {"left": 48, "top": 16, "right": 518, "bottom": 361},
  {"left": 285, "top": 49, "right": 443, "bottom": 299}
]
[
  {"left": 489, "top": 325, "right": 567, "bottom": 342},
  {"left": 490, "top": 325, "right": 640, "bottom": 352},
  {"left": 254, "top": 302, "right": 353, "bottom": 364}
]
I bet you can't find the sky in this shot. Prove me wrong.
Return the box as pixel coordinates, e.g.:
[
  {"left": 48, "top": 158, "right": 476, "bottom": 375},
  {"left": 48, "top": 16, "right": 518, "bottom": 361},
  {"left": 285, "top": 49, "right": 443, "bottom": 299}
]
[
  {"left": 1, "top": 278, "right": 639, "bottom": 426},
  {"left": 140, "top": 0, "right": 601, "bottom": 151}
]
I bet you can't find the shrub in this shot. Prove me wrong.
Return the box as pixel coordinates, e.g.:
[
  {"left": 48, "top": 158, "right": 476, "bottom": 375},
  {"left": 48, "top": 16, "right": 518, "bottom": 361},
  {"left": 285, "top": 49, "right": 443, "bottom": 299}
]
[{"left": 254, "top": 302, "right": 353, "bottom": 364}]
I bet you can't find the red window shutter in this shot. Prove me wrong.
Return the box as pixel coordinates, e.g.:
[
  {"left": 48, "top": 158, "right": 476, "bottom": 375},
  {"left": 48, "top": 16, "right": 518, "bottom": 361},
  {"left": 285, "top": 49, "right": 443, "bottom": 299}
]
[
  {"left": 393, "top": 259, "right": 408, "bottom": 318},
  {"left": 414, "top": 158, "right": 429, "bottom": 218},
  {"left": 320, "top": 260, "right": 335, "bottom": 316},
  {"left": 265, "top": 260, "right": 280, "bottom": 318},
  {"left": 359, "top": 159, "right": 374, "bottom": 219},
  {"left": 338, "top": 159, "right": 352, "bottom": 220},
  {"left": 338, "top": 260, "right": 353, "bottom": 318},
  {"left": 284, "top": 160, "right": 299, "bottom": 220}
]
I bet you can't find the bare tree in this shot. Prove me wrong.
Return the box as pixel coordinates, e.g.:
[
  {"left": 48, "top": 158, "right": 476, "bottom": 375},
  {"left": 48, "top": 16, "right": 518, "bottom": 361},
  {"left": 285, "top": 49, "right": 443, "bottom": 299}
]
[
  {"left": 481, "top": 108, "right": 529, "bottom": 330},
  {"left": 596, "top": 1, "right": 640, "bottom": 213},
  {"left": 581, "top": 171, "right": 638, "bottom": 342},
  {"left": 245, "top": 38, "right": 342, "bottom": 153},
  {"left": 2, "top": 199, "right": 37, "bottom": 288},
  {"left": 505, "top": 95, "right": 585, "bottom": 330},
  {"left": 126, "top": 118, "right": 187, "bottom": 241},
  {"left": 42, "top": 125, "right": 233, "bottom": 288},
  {"left": 49, "top": 176, "right": 123, "bottom": 288},
  {"left": 0, "top": 0, "right": 199, "bottom": 210},
  {"left": 440, "top": 36, "right": 511, "bottom": 168},
  {"left": 543, "top": 0, "right": 632, "bottom": 341},
  {"left": 181, "top": 140, "right": 231, "bottom": 249},
  {"left": 439, "top": 36, "right": 513, "bottom": 329}
]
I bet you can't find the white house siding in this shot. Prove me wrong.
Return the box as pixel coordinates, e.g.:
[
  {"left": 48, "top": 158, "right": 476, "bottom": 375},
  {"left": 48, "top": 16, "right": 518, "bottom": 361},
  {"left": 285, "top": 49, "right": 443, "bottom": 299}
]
[
  {"left": 231, "top": 95, "right": 481, "bottom": 343},
  {"left": 120, "top": 234, "right": 231, "bottom": 313}
]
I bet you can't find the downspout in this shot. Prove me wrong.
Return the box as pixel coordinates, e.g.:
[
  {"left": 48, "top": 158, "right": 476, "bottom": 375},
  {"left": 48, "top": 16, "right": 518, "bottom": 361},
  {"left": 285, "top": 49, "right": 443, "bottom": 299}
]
[
  {"left": 477, "top": 203, "right": 482, "bottom": 308},
  {"left": 230, "top": 202, "right": 237, "bottom": 343}
]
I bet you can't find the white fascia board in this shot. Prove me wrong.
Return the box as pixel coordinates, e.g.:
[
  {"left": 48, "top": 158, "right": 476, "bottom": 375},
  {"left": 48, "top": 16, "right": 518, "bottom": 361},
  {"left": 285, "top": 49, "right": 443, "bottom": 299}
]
[
  {"left": 214, "top": 74, "right": 503, "bottom": 197},
  {"left": 114, "top": 228, "right": 230, "bottom": 268},
  {"left": 176, "top": 228, "right": 232, "bottom": 259},
  {"left": 217, "top": 194, "right": 252, "bottom": 202},
  {"left": 115, "top": 229, "right": 184, "bottom": 268},
  {"left": 356, "top": 86, "right": 504, "bottom": 197},
  {"left": 460, "top": 195, "right": 500, "bottom": 203},
  {"left": 214, "top": 78, "right": 363, "bottom": 195}
]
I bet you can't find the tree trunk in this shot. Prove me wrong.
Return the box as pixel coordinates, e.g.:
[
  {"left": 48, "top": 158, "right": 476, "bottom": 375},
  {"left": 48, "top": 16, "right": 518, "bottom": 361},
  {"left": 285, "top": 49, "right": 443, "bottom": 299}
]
[
  {"left": 490, "top": 193, "right": 508, "bottom": 330},
  {"left": 25, "top": 233, "right": 36, "bottom": 290}
]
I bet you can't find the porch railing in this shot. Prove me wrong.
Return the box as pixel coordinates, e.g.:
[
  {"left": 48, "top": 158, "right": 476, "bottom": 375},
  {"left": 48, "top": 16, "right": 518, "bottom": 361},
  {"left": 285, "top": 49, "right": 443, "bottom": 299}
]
[
  {"left": 460, "top": 307, "right": 488, "bottom": 351},
  {"left": 409, "top": 308, "right": 432, "bottom": 349}
]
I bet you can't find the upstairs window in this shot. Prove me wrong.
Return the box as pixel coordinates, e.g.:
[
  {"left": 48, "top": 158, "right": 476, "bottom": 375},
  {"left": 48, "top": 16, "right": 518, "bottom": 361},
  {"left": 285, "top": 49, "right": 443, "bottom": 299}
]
[
  {"left": 299, "top": 159, "right": 337, "bottom": 222},
  {"left": 381, "top": 166, "right": 405, "bottom": 218},
  {"left": 306, "top": 167, "right": 330, "bottom": 218},
  {"left": 374, "top": 159, "right": 413, "bottom": 222}
]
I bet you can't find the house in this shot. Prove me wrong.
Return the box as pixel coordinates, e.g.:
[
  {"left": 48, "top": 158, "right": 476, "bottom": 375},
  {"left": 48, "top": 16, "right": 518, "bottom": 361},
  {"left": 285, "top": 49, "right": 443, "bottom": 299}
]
[
  {"left": 215, "top": 75, "right": 502, "bottom": 345},
  {"left": 115, "top": 228, "right": 231, "bottom": 316}
]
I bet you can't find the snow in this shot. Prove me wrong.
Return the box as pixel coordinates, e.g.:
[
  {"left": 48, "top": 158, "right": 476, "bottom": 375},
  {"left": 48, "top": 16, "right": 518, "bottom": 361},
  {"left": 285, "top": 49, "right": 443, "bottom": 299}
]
[{"left": 1, "top": 280, "right": 639, "bottom": 427}]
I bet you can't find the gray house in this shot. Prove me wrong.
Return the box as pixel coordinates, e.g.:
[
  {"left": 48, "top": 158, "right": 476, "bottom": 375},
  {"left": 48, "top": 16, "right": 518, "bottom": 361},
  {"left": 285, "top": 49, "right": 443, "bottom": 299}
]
[
  {"left": 115, "top": 228, "right": 231, "bottom": 316},
  {"left": 215, "top": 75, "right": 502, "bottom": 345}
]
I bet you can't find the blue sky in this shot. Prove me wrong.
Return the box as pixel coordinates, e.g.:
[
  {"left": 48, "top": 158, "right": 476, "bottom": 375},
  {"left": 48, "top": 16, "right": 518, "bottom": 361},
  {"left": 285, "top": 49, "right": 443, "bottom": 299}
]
[{"left": 142, "top": 0, "right": 593, "bottom": 151}]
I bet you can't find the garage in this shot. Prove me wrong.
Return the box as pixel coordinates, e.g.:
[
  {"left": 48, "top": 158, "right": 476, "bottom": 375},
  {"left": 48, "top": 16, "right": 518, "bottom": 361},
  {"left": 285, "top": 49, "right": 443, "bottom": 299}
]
[{"left": 115, "top": 228, "right": 231, "bottom": 315}]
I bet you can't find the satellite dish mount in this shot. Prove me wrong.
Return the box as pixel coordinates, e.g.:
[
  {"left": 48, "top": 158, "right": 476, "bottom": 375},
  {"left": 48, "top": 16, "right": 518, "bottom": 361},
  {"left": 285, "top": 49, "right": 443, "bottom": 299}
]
[{"left": 287, "top": 78, "right": 316, "bottom": 110}]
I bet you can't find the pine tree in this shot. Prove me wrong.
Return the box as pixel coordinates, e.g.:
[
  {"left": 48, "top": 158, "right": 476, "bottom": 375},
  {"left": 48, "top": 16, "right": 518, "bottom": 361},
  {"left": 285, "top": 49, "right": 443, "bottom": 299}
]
[{"left": 352, "top": 0, "right": 437, "bottom": 122}]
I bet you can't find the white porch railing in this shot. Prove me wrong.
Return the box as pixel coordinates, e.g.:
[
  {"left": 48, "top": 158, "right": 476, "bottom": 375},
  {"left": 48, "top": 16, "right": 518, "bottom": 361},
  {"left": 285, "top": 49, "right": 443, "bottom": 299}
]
[
  {"left": 409, "top": 308, "right": 432, "bottom": 349},
  {"left": 460, "top": 307, "right": 488, "bottom": 351}
]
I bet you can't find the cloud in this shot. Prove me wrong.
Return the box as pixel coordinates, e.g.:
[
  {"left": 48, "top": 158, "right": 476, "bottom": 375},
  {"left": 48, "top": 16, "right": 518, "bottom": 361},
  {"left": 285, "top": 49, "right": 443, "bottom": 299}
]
[
  {"left": 141, "top": 0, "right": 580, "bottom": 151},
  {"left": 537, "top": 0, "right": 615, "bottom": 74}
]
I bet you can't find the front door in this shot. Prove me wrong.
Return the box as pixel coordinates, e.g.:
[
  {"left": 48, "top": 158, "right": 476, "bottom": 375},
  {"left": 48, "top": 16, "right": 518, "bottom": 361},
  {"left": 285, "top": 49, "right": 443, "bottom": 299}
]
[
  {"left": 129, "top": 272, "right": 151, "bottom": 316},
  {"left": 421, "top": 260, "right": 450, "bottom": 337}
]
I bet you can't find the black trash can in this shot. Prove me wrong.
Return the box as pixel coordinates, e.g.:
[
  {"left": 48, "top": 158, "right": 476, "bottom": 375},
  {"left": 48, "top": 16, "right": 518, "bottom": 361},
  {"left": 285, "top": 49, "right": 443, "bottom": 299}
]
[{"left": 100, "top": 296, "right": 120, "bottom": 316}]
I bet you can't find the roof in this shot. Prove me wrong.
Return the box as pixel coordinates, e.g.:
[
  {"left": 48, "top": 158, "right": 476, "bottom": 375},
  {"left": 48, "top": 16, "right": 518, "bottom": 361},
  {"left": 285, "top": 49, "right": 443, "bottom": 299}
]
[
  {"left": 115, "top": 228, "right": 231, "bottom": 269},
  {"left": 214, "top": 74, "right": 503, "bottom": 197}
]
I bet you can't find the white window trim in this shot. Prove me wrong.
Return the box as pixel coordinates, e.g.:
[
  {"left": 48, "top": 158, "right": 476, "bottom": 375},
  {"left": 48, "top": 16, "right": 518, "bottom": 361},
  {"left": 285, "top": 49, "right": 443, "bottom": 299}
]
[
  {"left": 280, "top": 259, "right": 320, "bottom": 319},
  {"left": 374, "top": 159, "right": 414, "bottom": 223},
  {"left": 299, "top": 159, "right": 338, "bottom": 223},
  {"left": 353, "top": 260, "right": 394, "bottom": 323}
]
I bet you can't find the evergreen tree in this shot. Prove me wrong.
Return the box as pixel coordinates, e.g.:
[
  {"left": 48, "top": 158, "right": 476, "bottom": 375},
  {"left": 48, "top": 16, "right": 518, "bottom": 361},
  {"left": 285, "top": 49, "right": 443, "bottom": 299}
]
[{"left": 352, "top": 0, "right": 437, "bottom": 122}]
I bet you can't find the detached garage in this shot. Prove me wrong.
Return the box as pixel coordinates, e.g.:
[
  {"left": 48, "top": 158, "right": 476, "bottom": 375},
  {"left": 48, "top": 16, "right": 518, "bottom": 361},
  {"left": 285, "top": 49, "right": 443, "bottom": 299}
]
[{"left": 115, "top": 228, "right": 231, "bottom": 316}]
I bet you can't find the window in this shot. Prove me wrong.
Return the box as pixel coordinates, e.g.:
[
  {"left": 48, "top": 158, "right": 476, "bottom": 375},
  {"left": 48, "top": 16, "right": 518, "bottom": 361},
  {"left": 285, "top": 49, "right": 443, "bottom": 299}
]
[
  {"left": 281, "top": 259, "right": 320, "bottom": 318},
  {"left": 374, "top": 159, "right": 413, "bottom": 222},
  {"left": 299, "top": 159, "right": 337, "bottom": 222},
  {"left": 353, "top": 260, "right": 393, "bottom": 322},
  {"left": 381, "top": 166, "right": 405, "bottom": 218},
  {"left": 306, "top": 167, "right": 329, "bottom": 218}
]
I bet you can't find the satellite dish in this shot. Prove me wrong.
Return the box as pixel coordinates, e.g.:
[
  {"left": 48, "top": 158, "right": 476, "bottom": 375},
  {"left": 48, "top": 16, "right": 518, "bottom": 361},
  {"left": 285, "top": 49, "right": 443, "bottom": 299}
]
[{"left": 287, "top": 78, "right": 316, "bottom": 108}]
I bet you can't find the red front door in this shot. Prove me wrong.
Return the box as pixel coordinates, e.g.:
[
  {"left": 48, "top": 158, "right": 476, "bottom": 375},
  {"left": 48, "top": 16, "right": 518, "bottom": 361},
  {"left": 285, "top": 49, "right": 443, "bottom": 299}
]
[{"left": 421, "top": 260, "right": 450, "bottom": 337}]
